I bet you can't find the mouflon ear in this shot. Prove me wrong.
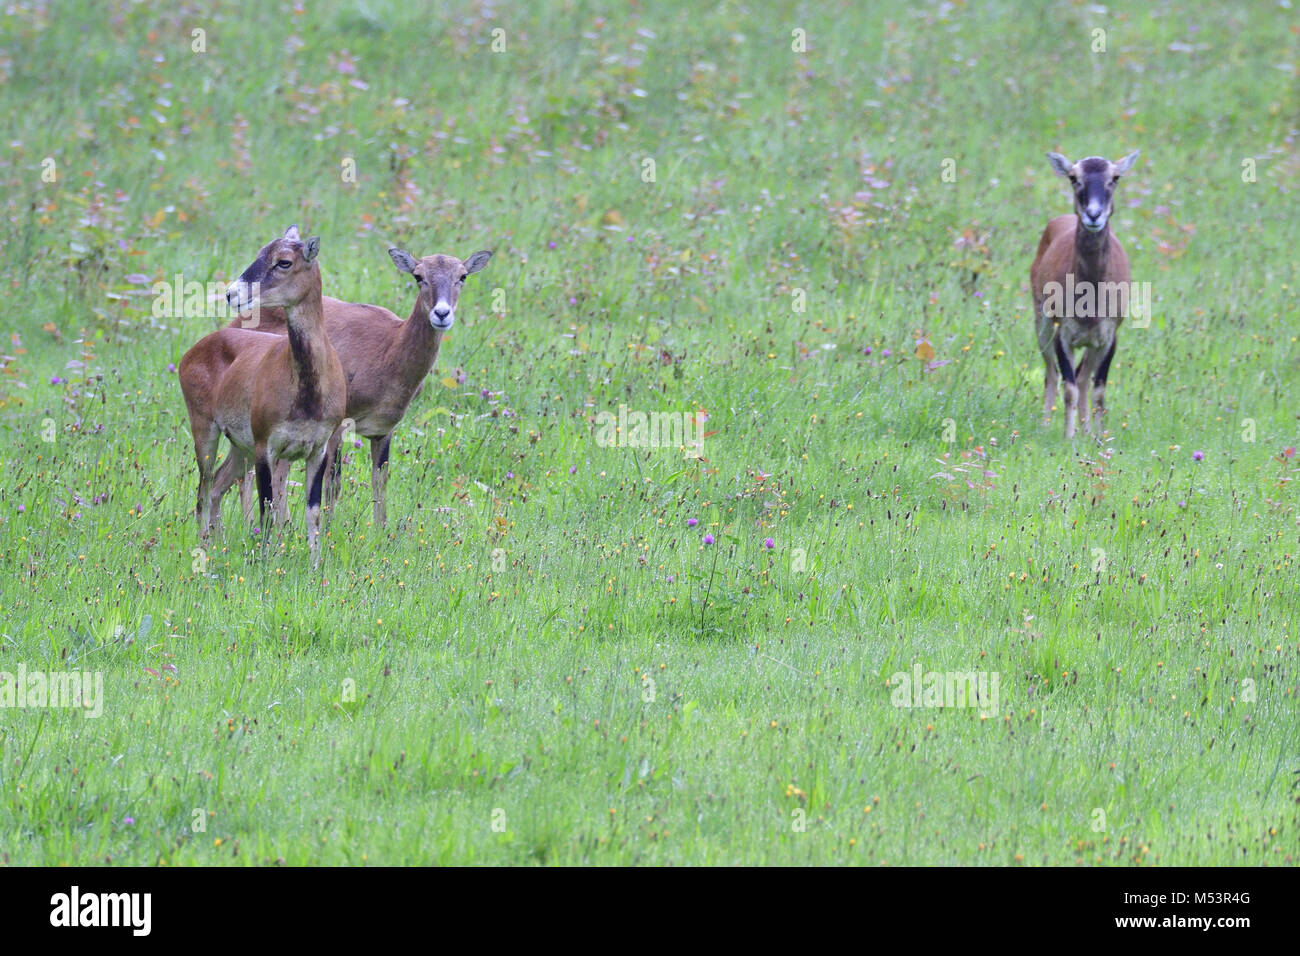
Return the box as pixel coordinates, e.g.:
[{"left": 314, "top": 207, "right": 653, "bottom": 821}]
[
  {"left": 1113, "top": 150, "right": 1141, "bottom": 176},
  {"left": 463, "top": 250, "right": 493, "bottom": 275},
  {"left": 284, "top": 224, "right": 301, "bottom": 241},
  {"left": 302, "top": 236, "right": 321, "bottom": 263},
  {"left": 1046, "top": 152, "right": 1074, "bottom": 177},
  {"left": 388, "top": 248, "right": 418, "bottom": 274}
]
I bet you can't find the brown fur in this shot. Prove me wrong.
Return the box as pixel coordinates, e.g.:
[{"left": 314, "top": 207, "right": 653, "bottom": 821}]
[
  {"left": 1031, "top": 151, "right": 1139, "bottom": 438},
  {"left": 179, "top": 227, "right": 346, "bottom": 567},
  {"left": 214, "top": 248, "right": 492, "bottom": 527}
]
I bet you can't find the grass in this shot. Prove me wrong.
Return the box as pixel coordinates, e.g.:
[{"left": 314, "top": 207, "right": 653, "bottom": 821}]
[{"left": 0, "top": 0, "right": 1295, "bottom": 865}]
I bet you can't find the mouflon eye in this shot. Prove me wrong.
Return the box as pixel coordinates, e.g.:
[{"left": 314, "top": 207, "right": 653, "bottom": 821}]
[
  {"left": 459, "top": 273, "right": 468, "bottom": 282},
  {"left": 276, "top": 260, "right": 292, "bottom": 269}
]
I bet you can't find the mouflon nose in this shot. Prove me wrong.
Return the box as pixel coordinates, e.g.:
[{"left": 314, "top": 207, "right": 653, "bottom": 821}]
[{"left": 434, "top": 305, "right": 451, "bottom": 320}]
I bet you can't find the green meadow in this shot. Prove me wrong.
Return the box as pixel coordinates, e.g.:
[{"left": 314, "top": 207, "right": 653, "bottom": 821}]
[{"left": 0, "top": 1, "right": 1295, "bottom": 864}]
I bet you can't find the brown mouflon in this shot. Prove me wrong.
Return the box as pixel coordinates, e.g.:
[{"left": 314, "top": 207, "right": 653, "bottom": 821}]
[
  {"left": 178, "top": 226, "right": 346, "bottom": 567},
  {"left": 1031, "top": 149, "right": 1140, "bottom": 438}
]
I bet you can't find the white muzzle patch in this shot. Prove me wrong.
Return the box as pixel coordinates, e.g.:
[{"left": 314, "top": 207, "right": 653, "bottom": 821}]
[
  {"left": 430, "top": 301, "right": 454, "bottom": 330},
  {"left": 1079, "top": 212, "right": 1107, "bottom": 232},
  {"left": 1079, "top": 202, "right": 1108, "bottom": 232},
  {"left": 226, "top": 280, "right": 259, "bottom": 312}
]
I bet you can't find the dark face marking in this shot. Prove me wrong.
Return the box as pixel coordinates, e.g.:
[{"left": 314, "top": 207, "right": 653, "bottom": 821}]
[
  {"left": 1069, "top": 157, "right": 1119, "bottom": 231},
  {"left": 236, "top": 238, "right": 295, "bottom": 287},
  {"left": 228, "top": 234, "right": 319, "bottom": 311}
]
